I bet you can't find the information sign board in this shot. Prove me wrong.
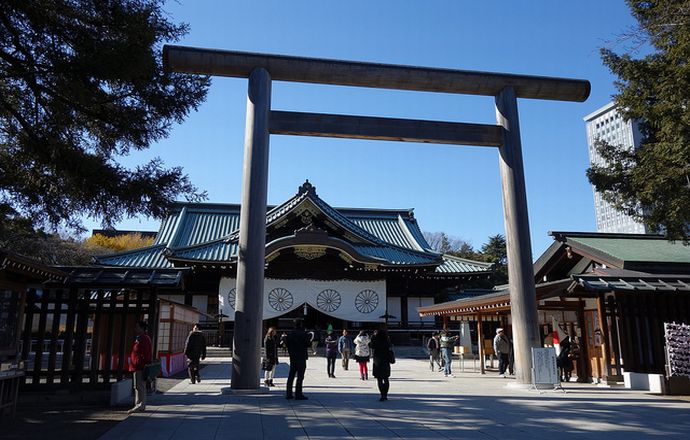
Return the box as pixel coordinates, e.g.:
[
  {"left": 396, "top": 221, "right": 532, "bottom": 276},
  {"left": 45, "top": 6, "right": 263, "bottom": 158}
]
[{"left": 531, "top": 347, "right": 558, "bottom": 386}]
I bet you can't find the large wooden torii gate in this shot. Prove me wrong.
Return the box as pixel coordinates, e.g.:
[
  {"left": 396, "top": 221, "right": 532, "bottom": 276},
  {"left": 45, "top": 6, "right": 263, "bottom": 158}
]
[{"left": 163, "top": 45, "right": 590, "bottom": 389}]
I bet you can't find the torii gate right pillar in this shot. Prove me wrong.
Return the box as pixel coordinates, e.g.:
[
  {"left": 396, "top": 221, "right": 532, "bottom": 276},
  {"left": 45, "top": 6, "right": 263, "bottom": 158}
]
[{"left": 496, "top": 86, "right": 541, "bottom": 384}]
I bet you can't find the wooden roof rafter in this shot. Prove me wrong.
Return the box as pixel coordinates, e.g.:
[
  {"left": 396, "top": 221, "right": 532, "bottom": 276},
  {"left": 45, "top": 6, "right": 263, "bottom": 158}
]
[{"left": 0, "top": 250, "right": 68, "bottom": 283}]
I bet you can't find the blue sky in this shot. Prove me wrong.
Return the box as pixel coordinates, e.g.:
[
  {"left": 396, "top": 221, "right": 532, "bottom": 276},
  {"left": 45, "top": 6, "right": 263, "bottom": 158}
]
[{"left": 89, "top": 0, "right": 637, "bottom": 258}]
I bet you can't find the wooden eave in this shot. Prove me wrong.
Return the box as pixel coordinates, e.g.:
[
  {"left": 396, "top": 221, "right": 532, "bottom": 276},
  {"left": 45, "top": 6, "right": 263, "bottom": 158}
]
[
  {"left": 418, "top": 278, "right": 573, "bottom": 317},
  {"left": 56, "top": 266, "right": 188, "bottom": 289},
  {"left": 0, "top": 251, "right": 67, "bottom": 283}
]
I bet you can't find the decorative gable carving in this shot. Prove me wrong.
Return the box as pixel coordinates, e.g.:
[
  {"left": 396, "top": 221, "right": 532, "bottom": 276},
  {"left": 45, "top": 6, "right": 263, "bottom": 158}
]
[{"left": 294, "top": 246, "right": 327, "bottom": 260}]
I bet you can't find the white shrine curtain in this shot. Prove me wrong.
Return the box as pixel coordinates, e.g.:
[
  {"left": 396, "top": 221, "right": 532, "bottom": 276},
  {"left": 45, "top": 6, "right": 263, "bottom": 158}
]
[{"left": 218, "top": 278, "right": 386, "bottom": 322}]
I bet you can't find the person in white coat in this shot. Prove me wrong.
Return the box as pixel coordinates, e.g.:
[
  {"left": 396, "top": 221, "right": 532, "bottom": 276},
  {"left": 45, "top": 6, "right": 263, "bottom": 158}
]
[{"left": 353, "top": 331, "right": 371, "bottom": 380}]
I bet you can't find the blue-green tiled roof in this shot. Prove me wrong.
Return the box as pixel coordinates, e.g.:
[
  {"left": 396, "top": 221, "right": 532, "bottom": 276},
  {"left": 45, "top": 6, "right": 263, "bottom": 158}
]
[
  {"left": 436, "top": 254, "right": 493, "bottom": 273},
  {"left": 170, "top": 239, "right": 239, "bottom": 262},
  {"left": 266, "top": 191, "right": 310, "bottom": 224},
  {"left": 153, "top": 211, "right": 180, "bottom": 245},
  {"left": 96, "top": 182, "right": 487, "bottom": 274},
  {"left": 98, "top": 244, "right": 172, "bottom": 268},
  {"left": 567, "top": 236, "right": 690, "bottom": 264},
  {"left": 169, "top": 238, "right": 437, "bottom": 266},
  {"left": 352, "top": 245, "right": 437, "bottom": 265},
  {"left": 350, "top": 217, "right": 421, "bottom": 250},
  {"left": 402, "top": 217, "right": 433, "bottom": 252},
  {"left": 175, "top": 210, "right": 240, "bottom": 247}
]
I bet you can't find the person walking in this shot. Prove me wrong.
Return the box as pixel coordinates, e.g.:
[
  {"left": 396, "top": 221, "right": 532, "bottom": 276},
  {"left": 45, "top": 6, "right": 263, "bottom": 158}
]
[
  {"left": 427, "top": 333, "right": 442, "bottom": 371},
  {"left": 127, "top": 321, "right": 152, "bottom": 414},
  {"left": 184, "top": 323, "right": 207, "bottom": 384},
  {"left": 493, "top": 328, "right": 512, "bottom": 378},
  {"left": 557, "top": 336, "right": 574, "bottom": 382},
  {"left": 338, "top": 330, "right": 353, "bottom": 371},
  {"left": 354, "top": 330, "right": 371, "bottom": 380},
  {"left": 370, "top": 328, "right": 393, "bottom": 401},
  {"left": 263, "top": 327, "right": 279, "bottom": 387},
  {"left": 310, "top": 325, "right": 321, "bottom": 356},
  {"left": 279, "top": 332, "right": 288, "bottom": 356},
  {"left": 440, "top": 330, "right": 458, "bottom": 377},
  {"left": 324, "top": 331, "right": 338, "bottom": 378},
  {"left": 285, "top": 320, "right": 311, "bottom": 400}
]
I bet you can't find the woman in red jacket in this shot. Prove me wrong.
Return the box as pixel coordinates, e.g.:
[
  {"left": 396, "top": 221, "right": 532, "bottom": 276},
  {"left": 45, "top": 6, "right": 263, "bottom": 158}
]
[{"left": 128, "top": 321, "right": 152, "bottom": 414}]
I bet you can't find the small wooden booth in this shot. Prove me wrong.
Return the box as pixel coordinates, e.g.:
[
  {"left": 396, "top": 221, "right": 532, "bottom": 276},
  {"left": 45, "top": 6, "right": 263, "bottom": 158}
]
[
  {"left": 0, "top": 251, "right": 66, "bottom": 416},
  {"left": 418, "top": 279, "right": 586, "bottom": 378},
  {"left": 157, "top": 298, "right": 206, "bottom": 377},
  {"left": 420, "top": 231, "right": 690, "bottom": 386},
  {"left": 537, "top": 232, "right": 690, "bottom": 383},
  {"left": 18, "top": 267, "right": 187, "bottom": 391}
]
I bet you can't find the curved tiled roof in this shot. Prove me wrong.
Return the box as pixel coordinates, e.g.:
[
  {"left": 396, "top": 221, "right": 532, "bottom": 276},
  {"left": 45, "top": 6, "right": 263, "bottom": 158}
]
[
  {"left": 266, "top": 190, "right": 310, "bottom": 224},
  {"left": 404, "top": 218, "right": 433, "bottom": 252},
  {"left": 350, "top": 217, "right": 419, "bottom": 250},
  {"left": 96, "top": 181, "right": 487, "bottom": 275},
  {"left": 352, "top": 245, "right": 437, "bottom": 265},
  {"left": 154, "top": 211, "right": 181, "bottom": 245},
  {"left": 175, "top": 210, "right": 240, "bottom": 246},
  {"left": 98, "top": 244, "right": 172, "bottom": 268},
  {"left": 168, "top": 239, "right": 239, "bottom": 263},
  {"left": 169, "top": 235, "right": 438, "bottom": 266},
  {"left": 566, "top": 235, "right": 690, "bottom": 264},
  {"left": 342, "top": 209, "right": 432, "bottom": 252},
  {"left": 436, "top": 254, "right": 493, "bottom": 273}
]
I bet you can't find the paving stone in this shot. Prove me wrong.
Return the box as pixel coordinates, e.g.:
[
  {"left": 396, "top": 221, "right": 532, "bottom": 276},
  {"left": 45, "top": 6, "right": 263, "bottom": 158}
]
[{"left": 99, "top": 357, "right": 690, "bottom": 440}]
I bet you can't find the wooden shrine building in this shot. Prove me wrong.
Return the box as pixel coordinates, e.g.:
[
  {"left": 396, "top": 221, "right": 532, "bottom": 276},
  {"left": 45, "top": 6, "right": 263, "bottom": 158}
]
[
  {"left": 96, "top": 180, "right": 494, "bottom": 344},
  {"left": 419, "top": 231, "right": 690, "bottom": 383}
]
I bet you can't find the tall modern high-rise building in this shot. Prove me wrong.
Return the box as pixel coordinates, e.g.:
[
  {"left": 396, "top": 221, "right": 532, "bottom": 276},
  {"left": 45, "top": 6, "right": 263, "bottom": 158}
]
[{"left": 584, "top": 102, "right": 649, "bottom": 234}]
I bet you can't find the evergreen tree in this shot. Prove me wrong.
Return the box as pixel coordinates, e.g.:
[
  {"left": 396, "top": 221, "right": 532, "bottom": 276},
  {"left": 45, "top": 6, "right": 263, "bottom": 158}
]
[
  {"left": 481, "top": 234, "right": 508, "bottom": 284},
  {"left": 587, "top": 0, "right": 690, "bottom": 241},
  {"left": 0, "top": 0, "right": 209, "bottom": 239}
]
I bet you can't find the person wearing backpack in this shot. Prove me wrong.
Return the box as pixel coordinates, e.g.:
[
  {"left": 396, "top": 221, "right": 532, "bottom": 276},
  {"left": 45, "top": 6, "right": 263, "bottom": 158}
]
[{"left": 427, "top": 333, "right": 442, "bottom": 371}]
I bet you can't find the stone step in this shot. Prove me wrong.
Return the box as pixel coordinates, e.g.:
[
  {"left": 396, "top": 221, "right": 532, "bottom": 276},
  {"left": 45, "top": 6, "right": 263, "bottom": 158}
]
[{"left": 205, "top": 347, "right": 232, "bottom": 358}]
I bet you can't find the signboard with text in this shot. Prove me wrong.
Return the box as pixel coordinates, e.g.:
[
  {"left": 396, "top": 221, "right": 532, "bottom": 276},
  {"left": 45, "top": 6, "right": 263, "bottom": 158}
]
[{"left": 531, "top": 347, "right": 559, "bottom": 386}]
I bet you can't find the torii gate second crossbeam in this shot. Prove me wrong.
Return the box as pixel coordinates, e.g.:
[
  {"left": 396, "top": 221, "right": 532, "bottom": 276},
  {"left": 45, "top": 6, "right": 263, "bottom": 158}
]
[{"left": 163, "top": 45, "right": 590, "bottom": 389}]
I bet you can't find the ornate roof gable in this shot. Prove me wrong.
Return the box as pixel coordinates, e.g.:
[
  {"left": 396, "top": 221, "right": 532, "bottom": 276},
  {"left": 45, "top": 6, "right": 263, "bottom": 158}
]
[
  {"left": 268, "top": 180, "right": 389, "bottom": 246},
  {"left": 164, "top": 180, "right": 443, "bottom": 266},
  {"left": 97, "top": 180, "right": 465, "bottom": 269}
]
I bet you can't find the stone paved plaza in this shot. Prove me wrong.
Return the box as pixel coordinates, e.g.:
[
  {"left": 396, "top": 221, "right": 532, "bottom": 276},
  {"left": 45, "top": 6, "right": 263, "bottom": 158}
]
[{"left": 100, "top": 356, "right": 690, "bottom": 440}]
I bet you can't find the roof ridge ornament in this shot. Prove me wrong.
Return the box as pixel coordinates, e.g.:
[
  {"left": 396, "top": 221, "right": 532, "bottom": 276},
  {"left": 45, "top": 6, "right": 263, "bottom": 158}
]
[{"left": 298, "top": 179, "right": 317, "bottom": 196}]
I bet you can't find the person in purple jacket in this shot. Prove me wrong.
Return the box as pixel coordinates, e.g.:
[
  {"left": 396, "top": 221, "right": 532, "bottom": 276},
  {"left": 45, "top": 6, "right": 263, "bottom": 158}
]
[{"left": 324, "top": 331, "right": 338, "bottom": 378}]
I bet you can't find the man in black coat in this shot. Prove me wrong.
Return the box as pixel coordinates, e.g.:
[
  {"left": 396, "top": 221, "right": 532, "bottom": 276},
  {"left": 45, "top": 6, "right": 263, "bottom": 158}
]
[
  {"left": 184, "top": 324, "right": 207, "bottom": 384},
  {"left": 285, "top": 320, "right": 311, "bottom": 400}
]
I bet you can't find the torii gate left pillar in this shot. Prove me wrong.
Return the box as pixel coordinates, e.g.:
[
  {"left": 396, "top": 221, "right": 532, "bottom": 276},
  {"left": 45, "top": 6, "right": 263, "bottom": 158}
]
[{"left": 231, "top": 68, "right": 271, "bottom": 389}]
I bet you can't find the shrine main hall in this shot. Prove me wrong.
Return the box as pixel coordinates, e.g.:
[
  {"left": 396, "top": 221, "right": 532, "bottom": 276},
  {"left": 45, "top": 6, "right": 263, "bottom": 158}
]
[{"left": 97, "top": 180, "right": 493, "bottom": 342}]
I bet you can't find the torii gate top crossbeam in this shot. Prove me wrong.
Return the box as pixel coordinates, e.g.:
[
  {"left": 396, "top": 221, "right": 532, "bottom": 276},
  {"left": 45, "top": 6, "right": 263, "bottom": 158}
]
[{"left": 163, "top": 45, "right": 590, "bottom": 102}]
